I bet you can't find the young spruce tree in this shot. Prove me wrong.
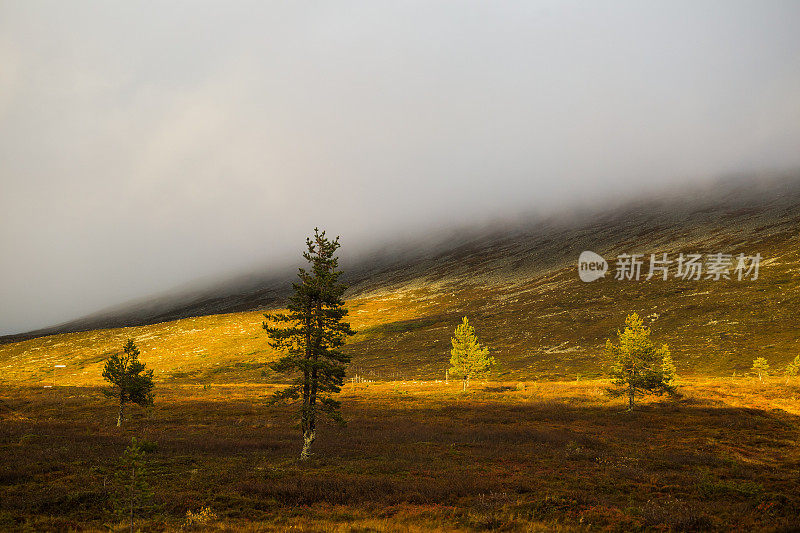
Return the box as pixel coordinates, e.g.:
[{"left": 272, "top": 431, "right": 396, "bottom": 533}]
[
  {"left": 102, "top": 339, "right": 154, "bottom": 427},
  {"left": 785, "top": 355, "right": 800, "bottom": 384},
  {"left": 606, "top": 313, "right": 676, "bottom": 410},
  {"left": 263, "top": 229, "right": 354, "bottom": 460},
  {"left": 449, "top": 317, "right": 495, "bottom": 391},
  {"left": 112, "top": 437, "right": 155, "bottom": 533}
]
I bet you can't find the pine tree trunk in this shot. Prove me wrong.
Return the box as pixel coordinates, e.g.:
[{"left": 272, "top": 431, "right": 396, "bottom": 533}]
[
  {"left": 117, "top": 396, "right": 124, "bottom": 427},
  {"left": 300, "top": 314, "right": 312, "bottom": 460},
  {"left": 300, "top": 429, "right": 315, "bottom": 461},
  {"left": 300, "top": 401, "right": 309, "bottom": 460},
  {"left": 303, "top": 372, "right": 317, "bottom": 460},
  {"left": 299, "top": 303, "right": 321, "bottom": 462},
  {"left": 129, "top": 464, "right": 134, "bottom": 533},
  {"left": 628, "top": 367, "right": 636, "bottom": 411}
]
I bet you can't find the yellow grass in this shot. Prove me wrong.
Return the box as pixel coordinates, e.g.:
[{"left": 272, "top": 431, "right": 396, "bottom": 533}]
[{"left": 0, "top": 288, "right": 439, "bottom": 386}]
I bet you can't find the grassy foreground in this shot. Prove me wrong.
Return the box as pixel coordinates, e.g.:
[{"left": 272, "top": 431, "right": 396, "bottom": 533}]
[{"left": 1, "top": 379, "right": 799, "bottom": 531}]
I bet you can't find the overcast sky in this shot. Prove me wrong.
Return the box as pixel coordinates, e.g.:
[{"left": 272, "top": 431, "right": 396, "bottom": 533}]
[{"left": 1, "top": 1, "right": 799, "bottom": 335}]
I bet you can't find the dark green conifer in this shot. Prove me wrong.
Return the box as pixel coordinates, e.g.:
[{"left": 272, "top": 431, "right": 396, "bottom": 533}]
[
  {"left": 263, "top": 228, "right": 355, "bottom": 460},
  {"left": 102, "top": 339, "right": 154, "bottom": 427}
]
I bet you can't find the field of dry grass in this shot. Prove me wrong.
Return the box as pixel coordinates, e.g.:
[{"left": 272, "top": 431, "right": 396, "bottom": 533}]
[
  {"left": 0, "top": 287, "right": 437, "bottom": 386},
  {"left": 2, "top": 378, "right": 799, "bottom": 531}
]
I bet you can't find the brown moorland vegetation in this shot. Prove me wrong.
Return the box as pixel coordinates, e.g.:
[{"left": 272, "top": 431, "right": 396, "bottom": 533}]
[{"left": 1, "top": 379, "right": 799, "bottom": 531}]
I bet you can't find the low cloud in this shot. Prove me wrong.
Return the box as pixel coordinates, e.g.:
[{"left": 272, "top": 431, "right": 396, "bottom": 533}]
[{"left": 2, "top": 1, "right": 800, "bottom": 334}]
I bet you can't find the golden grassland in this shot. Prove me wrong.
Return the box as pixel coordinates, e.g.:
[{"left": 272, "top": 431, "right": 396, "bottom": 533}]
[
  {"left": 1, "top": 378, "right": 799, "bottom": 531},
  {"left": 0, "top": 288, "right": 438, "bottom": 386}
]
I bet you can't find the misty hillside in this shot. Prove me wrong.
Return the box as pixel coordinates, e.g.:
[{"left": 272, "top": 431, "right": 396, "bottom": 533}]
[{"left": 1, "top": 174, "right": 799, "bottom": 383}]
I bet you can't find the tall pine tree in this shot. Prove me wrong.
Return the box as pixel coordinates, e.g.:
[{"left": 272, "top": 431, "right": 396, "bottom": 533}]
[{"left": 263, "top": 229, "right": 354, "bottom": 460}]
